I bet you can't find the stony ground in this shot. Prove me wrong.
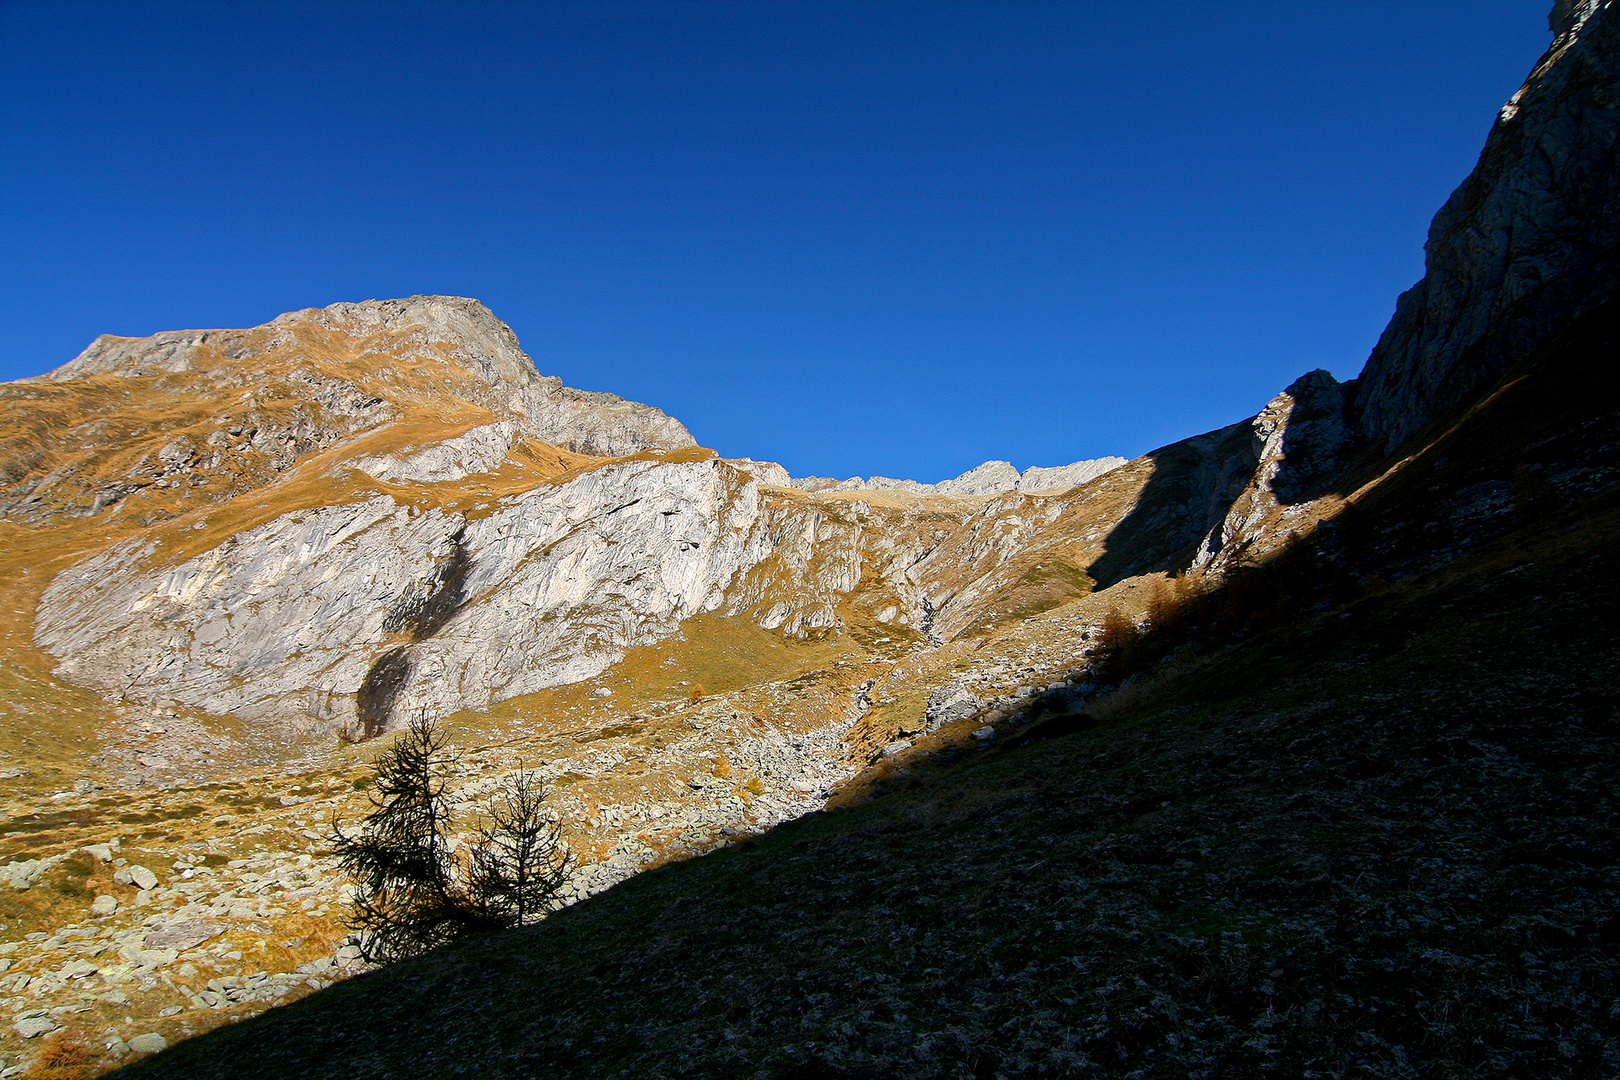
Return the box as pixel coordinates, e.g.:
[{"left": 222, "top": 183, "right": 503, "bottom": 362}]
[
  {"left": 97, "top": 480, "right": 1620, "bottom": 1079},
  {"left": 0, "top": 581, "right": 1137, "bottom": 1077}
]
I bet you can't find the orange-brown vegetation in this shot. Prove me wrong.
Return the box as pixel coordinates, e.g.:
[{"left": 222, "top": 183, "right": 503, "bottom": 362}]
[{"left": 25, "top": 1032, "right": 98, "bottom": 1080}]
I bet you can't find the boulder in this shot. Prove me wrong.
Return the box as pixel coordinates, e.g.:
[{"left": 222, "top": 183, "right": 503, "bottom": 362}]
[{"left": 129, "top": 1033, "right": 168, "bottom": 1055}]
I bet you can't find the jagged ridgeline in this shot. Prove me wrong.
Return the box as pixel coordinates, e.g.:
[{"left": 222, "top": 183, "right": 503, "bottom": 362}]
[
  {"left": 0, "top": 1, "right": 1617, "bottom": 1074},
  {"left": 3, "top": 290, "right": 1270, "bottom": 741}
]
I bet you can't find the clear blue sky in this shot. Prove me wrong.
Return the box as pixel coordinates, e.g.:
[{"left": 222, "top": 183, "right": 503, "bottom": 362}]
[{"left": 0, "top": 1, "right": 1551, "bottom": 482}]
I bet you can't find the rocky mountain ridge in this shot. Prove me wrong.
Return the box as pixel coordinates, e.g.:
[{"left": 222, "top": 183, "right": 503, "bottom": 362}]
[
  {"left": 0, "top": 3, "right": 1616, "bottom": 1074},
  {"left": 787, "top": 455, "right": 1129, "bottom": 497},
  {"left": 45, "top": 296, "right": 696, "bottom": 461},
  {"left": 3, "top": 292, "right": 1261, "bottom": 744}
]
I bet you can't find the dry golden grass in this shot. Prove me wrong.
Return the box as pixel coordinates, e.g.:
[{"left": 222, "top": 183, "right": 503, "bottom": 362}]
[{"left": 25, "top": 1032, "right": 99, "bottom": 1080}]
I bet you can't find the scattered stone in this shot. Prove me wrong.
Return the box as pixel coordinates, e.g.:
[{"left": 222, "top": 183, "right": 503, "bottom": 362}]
[
  {"left": 924, "top": 685, "right": 985, "bottom": 731},
  {"left": 113, "top": 864, "right": 158, "bottom": 890},
  {"left": 59, "top": 959, "right": 98, "bottom": 980},
  {"left": 13, "top": 1013, "right": 58, "bottom": 1039},
  {"left": 128, "top": 1033, "right": 168, "bottom": 1054},
  {"left": 2, "top": 855, "right": 65, "bottom": 891},
  {"left": 92, "top": 894, "right": 119, "bottom": 916},
  {"left": 144, "top": 921, "right": 229, "bottom": 952}
]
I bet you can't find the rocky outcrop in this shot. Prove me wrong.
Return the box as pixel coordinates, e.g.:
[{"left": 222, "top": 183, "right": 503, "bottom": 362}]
[
  {"left": 1016, "top": 457, "right": 1131, "bottom": 493},
  {"left": 723, "top": 458, "right": 792, "bottom": 487},
  {"left": 347, "top": 422, "right": 519, "bottom": 484},
  {"left": 521, "top": 379, "right": 694, "bottom": 458},
  {"left": 934, "top": 460, "right": 1022, "bottom": 496},
  {"left": 788, "top": 455, "right": 1127, "bottom": 497},
  {"left": 1185, "top": 1, "right": 1620, "bottom": 568},
  {"left": 1191, "top": 371, "right": 1356, "bottom": 570},
  {"left": 1353, "top": 0, "right": 1620, "bottom": 452},
  {"left": 36, "top": 456, "right": 765, "bottom": 734}
]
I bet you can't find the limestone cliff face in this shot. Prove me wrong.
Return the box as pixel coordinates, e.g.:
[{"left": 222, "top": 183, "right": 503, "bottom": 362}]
[
  {"left": 789, "top": 455, "right": 1128, "bottom": 496},
  {"left": 1354, "top": 0, "right": 1620, "bottom": 452},
  {"left": 35, "top": 455, "right": 768, "bottom": 734}
]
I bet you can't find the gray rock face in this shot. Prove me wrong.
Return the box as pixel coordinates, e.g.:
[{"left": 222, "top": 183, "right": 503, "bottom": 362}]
[
  {"left": 922, "top": 684, "right": 984, "bottom": 731},
  {"left": 32, "top": 433, "right": 990, "bottom": 734},
  {"left": 1016, "top": 457, "right": 1130, "bottom": 493},
  {"left": 933, "top": 460, "right": 1021, "bottom": 496},
  {"left": 861, "top": 476, "right": 935, "bottom": 494},
  {"left": 724, "top": 458, "right": 792, "bottom": 487},
  {"left": 782, "top": 476, "right": 844, "bottom": 493},
  {"left": 347, "top": 421, "right": 518, "bottom": 484},
  {"left": 786, "top": 456, "right": 1126, "bottom": 497},
  {"left": 1254, "top": 370, "right": 1354, "bottom": 505},
  {"left": 522, "top": 378, "right": 695, "bottom": 457},
  {"left": 36, "top": 457, "right": 770, "bottom": 734},
  {"left": 1353, "top": 2, "right": 1620, "bottom": 452},
  {"left": 48, "top": 329, "right": 220, "bottom": 381}
]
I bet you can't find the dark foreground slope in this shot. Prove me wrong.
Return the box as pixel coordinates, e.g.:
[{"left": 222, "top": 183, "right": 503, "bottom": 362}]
[{"left": 116, "top": 325, "right": 1620, "bottom": 1078}]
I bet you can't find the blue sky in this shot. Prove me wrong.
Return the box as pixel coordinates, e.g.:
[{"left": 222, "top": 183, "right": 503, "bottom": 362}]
[{"left": 1, "top": 1, "right": 1550, "bottom": 482}]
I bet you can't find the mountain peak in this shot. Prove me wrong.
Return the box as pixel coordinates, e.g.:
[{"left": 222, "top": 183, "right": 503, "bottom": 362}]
[{"left": 267, "top": 295, "right": 541, "bottom": 393}]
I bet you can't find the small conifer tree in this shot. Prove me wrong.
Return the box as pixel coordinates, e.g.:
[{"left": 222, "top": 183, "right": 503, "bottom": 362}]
[
  {"left": 331, "top": 713, "right": 569, "bottom": 963},
  {"left": 466, "top": 766, "right": 571, "bottom": 928}
]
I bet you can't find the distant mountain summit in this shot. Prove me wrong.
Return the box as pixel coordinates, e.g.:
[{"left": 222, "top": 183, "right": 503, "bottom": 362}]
[
  {"left": 788, "top": 456, "right": 1130, "bottom": 497},
  {"left": 42, "top": 295, "right": 695, "bottom": 460}
]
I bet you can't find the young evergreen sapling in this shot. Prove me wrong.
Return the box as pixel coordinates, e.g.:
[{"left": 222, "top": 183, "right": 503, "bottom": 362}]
[{"left": 331, "top": 713, "right": 568, "bottom": 963}]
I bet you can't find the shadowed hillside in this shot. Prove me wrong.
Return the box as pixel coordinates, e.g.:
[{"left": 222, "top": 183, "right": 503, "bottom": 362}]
[
  {"left": 113, "top": 469, "right": 1620, "bottom": 1079},
  {"left": 106, "top": 284, "right": 1620, "bottom": 1079}
]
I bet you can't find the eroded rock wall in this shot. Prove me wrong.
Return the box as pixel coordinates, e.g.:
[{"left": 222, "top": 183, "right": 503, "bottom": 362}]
[
  {"left": 1354, "top": 0, "right": 1620, "bottom": 452},
  {"left": 36, "top": 458, "right": 764, "bottom": 732}
]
